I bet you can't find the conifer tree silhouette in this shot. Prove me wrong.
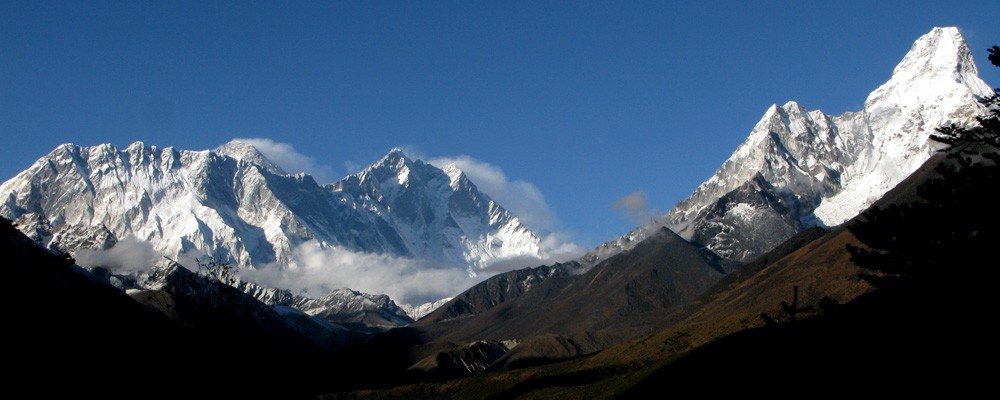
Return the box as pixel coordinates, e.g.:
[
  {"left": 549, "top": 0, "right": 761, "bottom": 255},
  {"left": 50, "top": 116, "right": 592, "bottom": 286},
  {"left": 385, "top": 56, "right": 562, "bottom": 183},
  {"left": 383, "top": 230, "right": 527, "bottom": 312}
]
[{"left": 847, "top": 47, "right": 999, "bottom": 291}]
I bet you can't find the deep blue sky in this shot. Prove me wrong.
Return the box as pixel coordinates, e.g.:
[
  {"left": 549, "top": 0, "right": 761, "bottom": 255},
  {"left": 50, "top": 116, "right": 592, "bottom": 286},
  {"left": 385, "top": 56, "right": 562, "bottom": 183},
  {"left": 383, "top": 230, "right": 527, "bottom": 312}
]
[{"left": 2, "top": 1, "right": 998, "bottom": 249}]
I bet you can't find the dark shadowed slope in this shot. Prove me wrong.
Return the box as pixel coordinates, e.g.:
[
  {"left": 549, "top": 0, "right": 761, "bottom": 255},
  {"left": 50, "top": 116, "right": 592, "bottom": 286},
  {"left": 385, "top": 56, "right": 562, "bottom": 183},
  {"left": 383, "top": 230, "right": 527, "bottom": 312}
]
[
  {"left": 589, "top": 152, "right": 952, "bottom": 368},
  {"left": 2, "top": 217, "right": 354, "bottom": 398},
  {"left": 422, "top": 262, "right": 575, "bottom": 323}
]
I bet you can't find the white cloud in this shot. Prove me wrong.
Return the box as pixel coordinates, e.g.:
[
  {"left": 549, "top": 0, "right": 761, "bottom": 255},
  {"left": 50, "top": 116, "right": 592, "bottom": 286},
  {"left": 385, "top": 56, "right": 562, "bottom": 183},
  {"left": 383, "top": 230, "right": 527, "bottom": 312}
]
[
  {"left": 75, "top": 236, "right": 158, "bottom": 272},
  {"left": 240, "top": 241, "right": 481, "bottom": 306},
  {"left": 240, "top": 238, "right": 586, "bottom": 306},
  {"left": 614, "top": 191, "right": 655, "bottom": 224},
  {"left": 231, "top": 138, "right": 338, "bottom": 183},
  {"left": 480, "top": 232, "right": 586, "bottom": 274}
]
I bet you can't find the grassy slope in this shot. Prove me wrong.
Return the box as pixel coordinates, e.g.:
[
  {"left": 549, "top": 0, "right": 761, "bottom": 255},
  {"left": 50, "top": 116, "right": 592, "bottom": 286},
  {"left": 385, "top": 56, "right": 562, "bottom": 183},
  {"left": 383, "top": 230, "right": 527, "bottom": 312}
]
[{"left": 324, "top": 224, "right": 867, "bottom": 399}]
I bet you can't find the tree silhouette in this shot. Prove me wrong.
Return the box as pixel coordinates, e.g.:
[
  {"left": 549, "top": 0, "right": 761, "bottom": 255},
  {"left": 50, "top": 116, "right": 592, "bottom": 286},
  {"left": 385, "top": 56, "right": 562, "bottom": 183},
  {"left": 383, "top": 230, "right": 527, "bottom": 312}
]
[
  {"left": 989, "top": 45, "right": 1000, "bottom": 68},
  {"left": 0, "top": 217, "right": 18, "bottom": 236},
  {"left": 196, "top": 256, "right": 240, "bottom": 287}
]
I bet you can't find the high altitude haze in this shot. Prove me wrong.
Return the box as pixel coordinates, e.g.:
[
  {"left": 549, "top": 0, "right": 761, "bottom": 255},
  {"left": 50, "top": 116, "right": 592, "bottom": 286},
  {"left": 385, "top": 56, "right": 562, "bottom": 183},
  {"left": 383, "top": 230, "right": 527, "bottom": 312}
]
[{"left": 1, "top": 2, "right": 997, "bottom": 248}]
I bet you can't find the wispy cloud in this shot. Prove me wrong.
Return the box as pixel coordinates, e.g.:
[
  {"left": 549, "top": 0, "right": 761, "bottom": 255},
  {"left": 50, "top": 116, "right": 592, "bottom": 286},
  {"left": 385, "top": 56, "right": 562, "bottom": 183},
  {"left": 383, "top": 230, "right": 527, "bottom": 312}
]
[
  {"left": 614, "top": 191, "right": 656, "bottom": 225},
  {"left": 230, "top": 138, "right": 338, "bottom": 183}
]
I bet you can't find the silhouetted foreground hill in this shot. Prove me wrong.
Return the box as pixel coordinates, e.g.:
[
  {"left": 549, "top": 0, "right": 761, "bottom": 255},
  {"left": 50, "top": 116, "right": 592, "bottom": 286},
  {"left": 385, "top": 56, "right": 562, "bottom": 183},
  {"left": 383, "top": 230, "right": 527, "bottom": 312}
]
[
  {"left": 3, "top": 217, "right": 192, "bottom": 396},
  {"left": 1, "top": 217, "right": 347, "bottom": 398}
]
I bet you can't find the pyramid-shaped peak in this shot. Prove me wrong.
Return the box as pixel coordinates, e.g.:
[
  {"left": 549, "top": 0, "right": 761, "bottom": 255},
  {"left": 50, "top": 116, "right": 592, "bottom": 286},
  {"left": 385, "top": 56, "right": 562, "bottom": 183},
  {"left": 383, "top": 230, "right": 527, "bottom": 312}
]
[
  {"left": 372, "top": 147, "right": 417, "bottom": 169},
  {"left": 384, "top": 147, "right": 412, "bottom": 161}
]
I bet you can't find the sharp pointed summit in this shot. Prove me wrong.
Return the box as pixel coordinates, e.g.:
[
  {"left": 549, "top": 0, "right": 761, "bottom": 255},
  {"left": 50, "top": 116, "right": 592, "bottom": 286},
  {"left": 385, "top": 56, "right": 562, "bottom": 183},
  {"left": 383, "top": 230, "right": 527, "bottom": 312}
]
[
  {"left": 334, "top": 149, "right": 541, "bottom": 272},
  {"left": 814, "top": 27, "right": 994, "bottom": 224}
]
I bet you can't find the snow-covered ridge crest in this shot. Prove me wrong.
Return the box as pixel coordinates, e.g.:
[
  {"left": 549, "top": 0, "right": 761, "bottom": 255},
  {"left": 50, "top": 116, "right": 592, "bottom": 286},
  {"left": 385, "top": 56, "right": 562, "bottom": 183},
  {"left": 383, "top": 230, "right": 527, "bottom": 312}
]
[{"left": 585, "top": 26, "right": 992, "bottom": 264}]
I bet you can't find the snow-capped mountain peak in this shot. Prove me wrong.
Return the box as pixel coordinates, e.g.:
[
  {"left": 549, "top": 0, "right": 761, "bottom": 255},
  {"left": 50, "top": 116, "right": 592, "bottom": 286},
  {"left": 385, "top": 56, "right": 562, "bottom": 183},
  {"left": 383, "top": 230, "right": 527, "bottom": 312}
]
[
  {"left": 814, "top": 26, "right": 993, "bottom": 224},
  {"left": 586, "top": 27, "right": 993, "bottom": 265},
  {"left": 333, "top": 149, "right": 541, "bottom": 272},
  {"left": 883, "top": 27, "right": 988, "bottom": 92}
]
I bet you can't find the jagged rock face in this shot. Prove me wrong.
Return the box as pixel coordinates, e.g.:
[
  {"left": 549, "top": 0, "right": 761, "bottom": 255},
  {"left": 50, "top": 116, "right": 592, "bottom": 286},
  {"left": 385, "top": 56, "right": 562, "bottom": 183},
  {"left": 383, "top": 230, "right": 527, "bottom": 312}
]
[
  {"left": 402, "top": 297, "right": 454, "bottom": 321},
  {"left": 234, "top": 279, "right": 415, "bottom": 328},
  {"left": 126, "top": 261, "right": 352, "bottom": 351},
  {"left": 95, "top": 261, "right": 415, "bottom": 329},
  {"left": 588, "top": 27, "right": 993, "bottom": 263},
  {"left": 687, "top": 175, "right": 804, "bottom": 263},
  {"left": 290, "top": 288, "right": 414, "bottom": 328},
  {"left": 425, "top": 263, "right": 574, "bottom": 323},
  {"left": 0, "top": 143, "right": 541, "bottom": 275}
]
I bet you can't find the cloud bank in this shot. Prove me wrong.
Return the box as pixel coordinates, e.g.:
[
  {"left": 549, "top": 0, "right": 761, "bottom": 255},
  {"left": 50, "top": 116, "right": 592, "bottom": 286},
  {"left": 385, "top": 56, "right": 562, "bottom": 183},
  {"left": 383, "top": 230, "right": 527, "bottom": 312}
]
[
  {"left": 240, "top": 241, "right": 481, "bottom": 306},
  {"left": 231, "top": 138, "right": 338, "bottom": 184},
  {"left": 75, "top": 236, "right": 158, "bottom": 272},
  {"left": 80, "top": 145, "right": 587, "bottom": 306}
]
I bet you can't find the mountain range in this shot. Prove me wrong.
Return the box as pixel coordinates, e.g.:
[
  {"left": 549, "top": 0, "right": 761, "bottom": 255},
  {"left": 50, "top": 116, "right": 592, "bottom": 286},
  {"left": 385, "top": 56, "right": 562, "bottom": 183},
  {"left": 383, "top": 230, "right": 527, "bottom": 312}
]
[
  {"left": 1, "top": 26, "right": 996, "bottom": 397},
  {"left": 0, "top": 142, "right": 541, "bottom": 272},
  {"left": 0, "top": 140, "right": 548, "bottom": 319}
]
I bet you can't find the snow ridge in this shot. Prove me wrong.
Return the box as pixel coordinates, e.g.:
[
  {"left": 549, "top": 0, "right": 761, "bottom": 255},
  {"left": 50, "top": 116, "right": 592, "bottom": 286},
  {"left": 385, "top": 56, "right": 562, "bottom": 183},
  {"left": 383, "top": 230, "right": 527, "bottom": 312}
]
[{"left": 0, "top": 142, "right": 543, "bottom": 317}]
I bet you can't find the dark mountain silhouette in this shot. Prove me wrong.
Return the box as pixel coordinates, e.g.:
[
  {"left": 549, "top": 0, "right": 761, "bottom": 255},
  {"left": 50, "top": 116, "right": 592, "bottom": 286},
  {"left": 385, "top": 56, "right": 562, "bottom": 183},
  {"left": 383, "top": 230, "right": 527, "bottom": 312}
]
[
  {"left": 423, "top": 262, "right": 576, "bottom": 322},
  {"left": 420, "top": 228, "right": 723, "bottom": 342},
  {"left": 2, "top": 217, "right": 192, "bottom": 396},
  {"left": 129, "top": 262, "right": 353, "bottom": 353}
]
